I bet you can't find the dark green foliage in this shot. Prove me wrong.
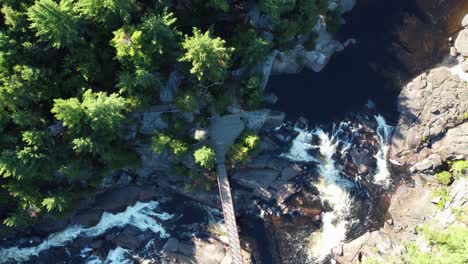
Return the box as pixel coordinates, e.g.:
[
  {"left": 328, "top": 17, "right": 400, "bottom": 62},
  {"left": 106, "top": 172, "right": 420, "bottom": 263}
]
[
  {"left": 193, "top": 146, "right": 216, "bottom": 170},
  {"left": 206, "top": 0, "right": 229, "bottom": 12},
  {"left": 111, "top": 12, "right": 180, "bottom": 69},
  {"left": 0, "top": 0, "right": 332, "bottom": 228},
  {"left": 27, "top": 0, "right": 79, "bottom": 48},
  {"left": 52, "top": 89, "right": 133, "bottom": 142},
  {"left": 175, "top": 91, "right": 200, "bottom": 112},
  {"left": 228, "top": 131, "right": 260, "bottom": 166},
  {"left": 242, "top": 75, "right": 263, "bottom": 110},
  {"left": 74, "top": 0, "right": 136, "bottom": 27},
  {"left": 180, "top": 28, "right": 234, "bottom": 83},
  {"left": 152, "top": 132, "right": 190, "bottom": 157},
  {"left": 232, "top": 27, "right": 270, "bottom": 67},
  {"left": 326, "top": 7, "right": 342, "bottom": 34},
  {"left": 260, "top": 0, "right": 296, "bottom": 22}
]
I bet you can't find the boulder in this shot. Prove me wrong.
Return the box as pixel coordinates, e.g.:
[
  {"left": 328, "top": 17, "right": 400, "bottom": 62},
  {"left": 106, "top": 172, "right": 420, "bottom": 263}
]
[
  {"left": 388, "top": 184, "right": 436, "bottom": 230},
  {"left": 33, "top": 217, "right": 69, "bottom": 235},
  {"left": 262, "top": 111, "right": 286, "bottom": 131},
  {"left": 450, "top": 46, "right": 458, "bottom": 57},
  {"left": 411, "top": 154, "right": 443, "bottom": 172},
  {"left": 270, "top": 183, "right": 297, "bottom": 204},
  {"left": 94, "top": 186, "right": 142, "bottom": 213},
  {"left": 271, "top": 46, "right": 304, "bottom": 74},
  {"left": 350, "top": 148, "right": 375, "bottom": 175},
  {"left": 432, "top": 123, "right": 468, "bottom": 160},
  {"left": 304, "top": 18, "right": 344, "bottom": 72},
  {"left": 241, "top": 110, "right": 271, "bottom": 131},
  {"left": 280, "top": 164, "right": 302, "bottom": 181},
  {"left": 462, "top": 14, "right": 468, "bottom": 28},
  {"left": 232, "top": 169, "right": 280, "bottom": 189},
  {"left": 455, "top": 29, "right": 468, "bottom": 56},
  {"left": 72, "top": 209, "right": 103, "bottom": 227},
  {"left": 162, "top": 238, "right": 179, "bottom": 253},
  {"left": 112, "top": 226, "right": 143, "bottom": 250},
  {"left": 390, "top": 67, "right": 468, "bottom": 166},
  {"left": 138, "top": 185, "right": 158, "bottom": 201},
  {"left": 139, "top": 106, "right": 170, "bottom": 135}
]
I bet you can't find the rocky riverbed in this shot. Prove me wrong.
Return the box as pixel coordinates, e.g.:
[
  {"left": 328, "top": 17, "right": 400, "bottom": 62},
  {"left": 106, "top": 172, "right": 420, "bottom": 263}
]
[{"left": 1, "top": 1, "right": 468, "bottom": 264}]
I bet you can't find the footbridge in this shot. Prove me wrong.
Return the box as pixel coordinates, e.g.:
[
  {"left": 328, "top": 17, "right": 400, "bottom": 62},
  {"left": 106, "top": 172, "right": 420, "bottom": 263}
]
[{"left": 209, "top": 114, "right": 245, "bottom": 264}]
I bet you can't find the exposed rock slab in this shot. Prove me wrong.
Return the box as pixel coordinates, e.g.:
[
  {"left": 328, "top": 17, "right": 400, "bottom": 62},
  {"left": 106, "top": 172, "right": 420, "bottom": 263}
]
[
  {"left": 390, "top": 67, "right": 468, "bottom": 166},
  {"left": 455, "top": 29, "right": 468, "bottom": 56}
]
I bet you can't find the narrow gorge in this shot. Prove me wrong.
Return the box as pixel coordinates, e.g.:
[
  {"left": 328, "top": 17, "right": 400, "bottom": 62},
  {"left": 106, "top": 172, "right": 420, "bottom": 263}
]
[{"left": 0, "top": 0, "right": 467, "bottom": 264}]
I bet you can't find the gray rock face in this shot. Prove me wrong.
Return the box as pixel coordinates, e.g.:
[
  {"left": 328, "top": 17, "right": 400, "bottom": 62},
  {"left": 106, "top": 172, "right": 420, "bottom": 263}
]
[
  {"left": 139, "top": 105, "right": 171, "bottom": 135},
  {"left": 455, "top": 29, "right": 468, "bottom": 56},
  {"left": 160, "top": 69, "right": 182, "bottom": 103},
  {"left": 463, "top": 14, "right": 468, "bottom": 28},
  {"left": 94, "top": 186, "right": 156, "bottom": 213},
  {"left": 390, "top": 67, "right": 468, "bottom": 165},
  {"left": 432, "top": 123, "right": 468, "bottom": 159},
  {"left": 72, "top": 209, "right": 103, "bottom": 227},
  {"left": 232, "top": 168, "right": 280, "bottom": 189},
  {"left": 304, "top": 18, "right": 344, "bottom": 72},
  {"left": 160, "top": 237, "right": 248, "bottom": 264},
  {"left": 336, "top": 178, "right": 468, "bottom": 263},
  {"left": 112, "top": 226, "right": 142, "bottom": 250},
  {"left": 256, "top": 50, "right": 278, "bottom": 90}
]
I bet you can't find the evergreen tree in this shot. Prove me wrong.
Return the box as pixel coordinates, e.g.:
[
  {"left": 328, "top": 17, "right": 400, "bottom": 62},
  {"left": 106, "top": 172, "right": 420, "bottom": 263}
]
[
  {"left": 27, "top": 0, "right": 79, "bottom": 48},
  {"left": 111, "top": 12, "right": 180, "bottom": 69},
  {"left": 52, "top": 89, "right": 133, "bottom": 142},
  {"left": 260, "top": 0, "right": 296, "bottom": 22},
  {"left": 180, "top": 28, "right": 234, "bottom": 82},
  {"left": 193, "top": 146, "right": 216, "bottom": 170},
  {"left": 206, "top": 0, "right": 229, "bottom": 12},
  {"left": 74, "top": 0, "right": 136, "bottom": 27}
]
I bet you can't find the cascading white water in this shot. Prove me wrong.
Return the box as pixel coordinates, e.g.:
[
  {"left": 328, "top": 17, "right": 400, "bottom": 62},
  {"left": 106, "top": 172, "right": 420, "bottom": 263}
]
[
  {"left": 283, "top": 123, "right": 354, "bottom": 262},
  {"left": 282, "top": 116, "right": 393, "bottom": 262},
  {"left": 281, "top": 128, "right": 319, "bottom": 162},
  {"left": 305, "top": 125, "right": 353, "bottom": 262},
  {"left": 373, "top": 115, "right": 394, "bottom": 187},
  {"left": 0, "top": 201, "right": 173, "bottom": 263}
]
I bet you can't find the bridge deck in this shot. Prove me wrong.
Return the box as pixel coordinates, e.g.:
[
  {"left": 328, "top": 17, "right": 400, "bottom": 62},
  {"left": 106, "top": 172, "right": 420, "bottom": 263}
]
[{"left": 209, "top": 114, "right": 245, "bottom": 264}]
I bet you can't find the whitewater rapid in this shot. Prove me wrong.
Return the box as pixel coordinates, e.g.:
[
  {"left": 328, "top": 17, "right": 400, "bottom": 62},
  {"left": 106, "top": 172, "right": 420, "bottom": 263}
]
[
  {"left": 282, "top": 115, "right": 393, "bottom": 262},
  {"left": 0, "top": 201, "right": 173, "bottom": 263}
]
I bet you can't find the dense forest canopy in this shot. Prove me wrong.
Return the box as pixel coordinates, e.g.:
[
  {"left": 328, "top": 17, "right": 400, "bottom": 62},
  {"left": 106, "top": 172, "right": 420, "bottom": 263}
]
[{"left": 0, "top": 0, "right": 335, "bottom": 228}]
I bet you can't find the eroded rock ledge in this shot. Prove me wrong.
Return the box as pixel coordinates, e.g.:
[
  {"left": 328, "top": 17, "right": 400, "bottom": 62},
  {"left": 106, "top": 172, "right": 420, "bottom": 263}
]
[{"left": 390, "top": 67, "right": 468, "bottom": 171}]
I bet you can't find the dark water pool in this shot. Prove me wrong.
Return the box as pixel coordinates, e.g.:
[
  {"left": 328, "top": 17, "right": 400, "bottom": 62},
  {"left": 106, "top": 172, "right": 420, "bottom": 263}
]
[{"left": 267, "top": 0, "right": 438, "bottom": 124}]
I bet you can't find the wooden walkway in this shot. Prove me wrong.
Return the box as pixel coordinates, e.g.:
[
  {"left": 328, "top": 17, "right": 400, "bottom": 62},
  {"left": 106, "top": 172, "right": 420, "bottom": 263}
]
[{"left": 209, "top": 114, "right": 245, "bottom": 264}]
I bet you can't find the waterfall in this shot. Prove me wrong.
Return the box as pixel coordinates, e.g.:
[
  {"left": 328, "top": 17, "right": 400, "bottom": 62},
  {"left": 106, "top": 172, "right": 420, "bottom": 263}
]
[
  {"left": 281, "top": 128, "right": 319, "bottom": 162},
  {"left": 0, "top": 201, "right": 173, "bottom": 263},
  {"left": 305, "top": 125, "right": 353, "bottom": 262},
  {"left": 373, "top": 115, "right": 394, "bottom": 187},
  {"left": 282, "top": 123, "right": 354, "bottom": 262},
  {"left": 282, "top": 115, "right": 393, "bottom": 262}
]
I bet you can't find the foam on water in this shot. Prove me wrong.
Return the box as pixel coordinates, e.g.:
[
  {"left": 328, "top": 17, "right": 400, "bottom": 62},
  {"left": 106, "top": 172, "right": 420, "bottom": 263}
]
[
  {"left": 0, "top": 201, "right": 173, "bottom": 263},
  {"left": 306, "top": 125, "right": 353, "bottom": 261},
  {"left": 373, "top": 115, "right": 394, "bottom": 187},
  {"left": 281, "top": 128, "right": 319, "bottom": 162},
  {"left": 282, "top": 116, "right": 393, "bottom": 262}
]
